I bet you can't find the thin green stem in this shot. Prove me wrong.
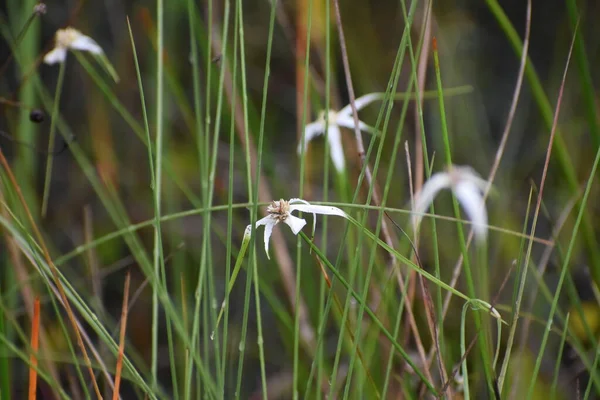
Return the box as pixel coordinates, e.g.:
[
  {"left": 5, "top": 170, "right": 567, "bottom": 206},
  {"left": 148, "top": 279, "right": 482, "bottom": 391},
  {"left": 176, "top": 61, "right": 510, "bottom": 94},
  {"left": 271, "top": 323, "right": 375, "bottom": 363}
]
[{"left": 41, "top": 60, "right": 66, "bottom": 216}]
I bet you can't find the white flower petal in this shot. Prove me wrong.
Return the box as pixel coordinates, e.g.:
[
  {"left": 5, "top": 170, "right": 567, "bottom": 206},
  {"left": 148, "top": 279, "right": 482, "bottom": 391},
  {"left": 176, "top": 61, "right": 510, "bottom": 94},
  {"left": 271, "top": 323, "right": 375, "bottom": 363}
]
[
  {"left": 290, "top": 203, "right": 348, "bottom": 219},
  {"left": 412, "top": 172, "right": 453, "bottom": 229},
  {"left": 253, "top": 199, "right": 351, "bottom": 258},
  {"left": 255, "top": 215, "right": 274, "bottom": 227},
  {"left": 356, "top": 120, "right": 378, "bottom": 135},
  {"left": 326, "top": 125, "right": 345, "bottom": 172},
  {"left": 288, "top": 198, "right": 310, "bottom": 205},
  {"left": 454, "top": 165, "right": 489, "bottom": 191},
  {"left": 283, "top": 214, "right": 307, "bottom": 235},
  {"left": 335, "top": 114, "right": 358, "bottom": 130},
  {"left": 298, "top": 120, "right": 326, "bottom": 154},
  {"left": 70, "top": 35, "right": 104, "bottom": 54},
  {"left": 43, "top": 48, "right": 67, "bottom": 65},
  {"left": 262, "top": 219, "right": 276, "bottom": 259},
  {"left": 453, "top": 180, "right": 488, "bottom": 241},
  {"left": 290, "top": 202, "right": 348, "bottom": 236},
  {"left": 336, "top": 115, "right": 377, "bottom": 135},
  {"left": 255, "top": 216, "right": 277, "bottom": 259},
  {"left": 339, "top": 93, "right": 385, "bottom": 115}
]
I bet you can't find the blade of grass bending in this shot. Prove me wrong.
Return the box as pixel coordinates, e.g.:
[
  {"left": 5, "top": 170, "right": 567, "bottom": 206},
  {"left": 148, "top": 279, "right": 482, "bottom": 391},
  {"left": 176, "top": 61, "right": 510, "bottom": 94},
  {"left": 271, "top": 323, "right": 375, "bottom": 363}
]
[
  {"left": 498, "top": 187, "right": 534, "bottom": 392},
  {"left": 526, "top": 22, "right": 597, "bottom": 398},
  {"left": 485, "top": 0, "right": 600, "bottom": 282},
  {"left": 341, "top": 213, "right": 487, "bottom": 304},
  {"left": 343, "top": 2, "right": 433, "bottom": 395},
  {"left": 0, "top": 182, "right": 73, "bottom": 398},
  {"left": 401, "top": 1, "right": 447, "bottom": 382},
  {"left": 298, "top": 231, "right": 438, "bottom": 395},
  {"left": 0, "top": 149, "right": 103, "bottom": 398},
  {"left": 53, "top": 201, "right": 551, "bottom": 272},
  {"left": 8, "top": 35, "right": 216, "bottom": 397},
  {"left": 43, "top": 57, "right": 212, "bottom": 400},
  {"left": 312, "top": 251, "right": 381, "bottom": 398},
  {"left": 433, "top": 36, "right": 497, "bottom": 394},
  {"left": 73, "top": 54, "right": 203, "bottom": 207},
  {"left": 380, "top": 270, "right": 412, "bottom": 398},
  {"left": 93, "top": 53, "right": 119, "bottom": 83},
  {"left": 331, "top": 1, "right": 423, "bottom": 395},
  {"left": 460, "top": 300, "right": 502, "bottom": 400}
]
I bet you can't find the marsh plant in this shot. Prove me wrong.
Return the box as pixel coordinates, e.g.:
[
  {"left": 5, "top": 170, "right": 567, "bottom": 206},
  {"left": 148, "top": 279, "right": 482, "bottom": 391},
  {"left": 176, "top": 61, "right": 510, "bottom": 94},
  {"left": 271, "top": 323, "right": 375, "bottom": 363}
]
[{"left": 0, "top": 1, "right": 598, "bottom": 399}]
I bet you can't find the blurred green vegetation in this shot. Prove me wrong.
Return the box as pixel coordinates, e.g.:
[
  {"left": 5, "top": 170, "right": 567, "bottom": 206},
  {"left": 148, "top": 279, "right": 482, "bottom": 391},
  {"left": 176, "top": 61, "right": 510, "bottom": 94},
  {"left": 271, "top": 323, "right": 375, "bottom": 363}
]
[{"left": 0, "top": 0, "right": 600, "bottom": 398}]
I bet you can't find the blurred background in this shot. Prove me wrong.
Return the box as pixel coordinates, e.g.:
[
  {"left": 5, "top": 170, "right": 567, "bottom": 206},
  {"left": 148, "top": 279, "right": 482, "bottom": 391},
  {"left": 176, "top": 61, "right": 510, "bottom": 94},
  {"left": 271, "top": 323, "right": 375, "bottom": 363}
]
[{"left": 1, "top": 0, "right": 600, "bottom": 398}]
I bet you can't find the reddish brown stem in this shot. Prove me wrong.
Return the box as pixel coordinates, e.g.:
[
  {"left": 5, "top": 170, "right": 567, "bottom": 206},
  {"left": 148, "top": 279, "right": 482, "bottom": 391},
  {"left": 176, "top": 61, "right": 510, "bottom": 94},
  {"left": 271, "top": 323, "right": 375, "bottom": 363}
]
[{"left": 28, "top": 297, "right": 40, "bottom": 400}]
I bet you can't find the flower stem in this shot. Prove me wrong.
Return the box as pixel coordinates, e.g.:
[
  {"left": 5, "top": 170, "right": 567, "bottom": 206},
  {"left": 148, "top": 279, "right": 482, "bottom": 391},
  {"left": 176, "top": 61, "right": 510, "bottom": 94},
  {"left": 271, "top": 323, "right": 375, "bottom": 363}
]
[{"left": 41, "top": 60, "right": 66, "bottom": 216}]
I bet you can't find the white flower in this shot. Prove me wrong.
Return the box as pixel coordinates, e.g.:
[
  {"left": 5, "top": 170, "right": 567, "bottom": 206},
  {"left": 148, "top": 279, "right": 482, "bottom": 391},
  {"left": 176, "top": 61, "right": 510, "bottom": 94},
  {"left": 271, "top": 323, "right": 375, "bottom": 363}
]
[
  {"left": 252, "top": 198, "right": 349, "bottom": 258},
  {"left": 412, "top": 165, "right": 489, "bottom": 241},
  {"left": 44, "top": 27, "right": 104, "bottom": 65},
  {"left": 298, "top": 93, "right": 384, "bottom": 173}
]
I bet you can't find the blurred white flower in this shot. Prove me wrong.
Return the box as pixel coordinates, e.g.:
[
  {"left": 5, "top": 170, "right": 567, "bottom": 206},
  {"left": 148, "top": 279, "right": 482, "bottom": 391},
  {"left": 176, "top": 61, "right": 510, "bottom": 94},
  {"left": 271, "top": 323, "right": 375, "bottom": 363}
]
[
  {"left": 298, "top": 93, "right": 384, "bottom": 173},
  {"left": 412, "top": 165, "right": 489, "bottom": 241},
  {"left": 44, "top": 27, "right": 104, "bottom": 65},
  {"left": 252, "top": 198, "right": 349, "bottom": 258}
]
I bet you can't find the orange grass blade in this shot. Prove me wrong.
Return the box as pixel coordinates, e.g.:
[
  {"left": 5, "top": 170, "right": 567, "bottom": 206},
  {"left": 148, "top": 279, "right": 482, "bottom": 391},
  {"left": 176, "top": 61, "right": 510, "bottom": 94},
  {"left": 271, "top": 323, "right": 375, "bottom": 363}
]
[
  {"left": 28, "top": 297, "right": 40, "bottom": 400},
  {"left": 0, "top": 149, "right": 102, "bottom": 398},
  {"left": 113, "top": 272, "right": 131, "bottom": 400}
]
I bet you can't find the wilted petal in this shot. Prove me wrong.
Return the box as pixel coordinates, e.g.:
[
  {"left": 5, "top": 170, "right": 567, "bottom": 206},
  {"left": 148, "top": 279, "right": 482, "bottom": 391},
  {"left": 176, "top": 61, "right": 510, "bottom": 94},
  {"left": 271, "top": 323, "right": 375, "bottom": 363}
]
[
  {"left": 453, "top": 179, "right": 487, "bottom": 240},
  {"left": 326, "top": 125, "right": 345, "bottom": 173},
  {"left": 70, "top": 35, "right": 103, "bottom": 54},
  {"left": 283, "top": 214, "right": 307, "bottom": 235},
  {"left": 43, "top": 48, "right": 67, "bottom": 65},
  {"left": 298, "top": 120, "right": 325, "bottom": 154},
  {"left": 412, "top": 172, "right": 453, "bottom": 228}
]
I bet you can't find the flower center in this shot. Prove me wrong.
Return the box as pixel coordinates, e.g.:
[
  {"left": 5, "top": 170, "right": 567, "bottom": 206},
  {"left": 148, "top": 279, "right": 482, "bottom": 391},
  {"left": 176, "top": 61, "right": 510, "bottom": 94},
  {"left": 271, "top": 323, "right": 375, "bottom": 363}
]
[
  {"left": 55, "top": 27, "right": 80, "bottom": 49},
  {"left": 266, "top": 199, "right": 290, "bottom": 222}
]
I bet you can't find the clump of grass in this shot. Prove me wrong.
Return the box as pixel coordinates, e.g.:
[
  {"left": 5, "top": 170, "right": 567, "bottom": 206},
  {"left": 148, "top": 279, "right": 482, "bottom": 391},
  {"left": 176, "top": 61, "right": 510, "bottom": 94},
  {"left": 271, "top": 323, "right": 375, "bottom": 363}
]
[{"left": 0, "top": 1, "right": 599, "bottom": 399}]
